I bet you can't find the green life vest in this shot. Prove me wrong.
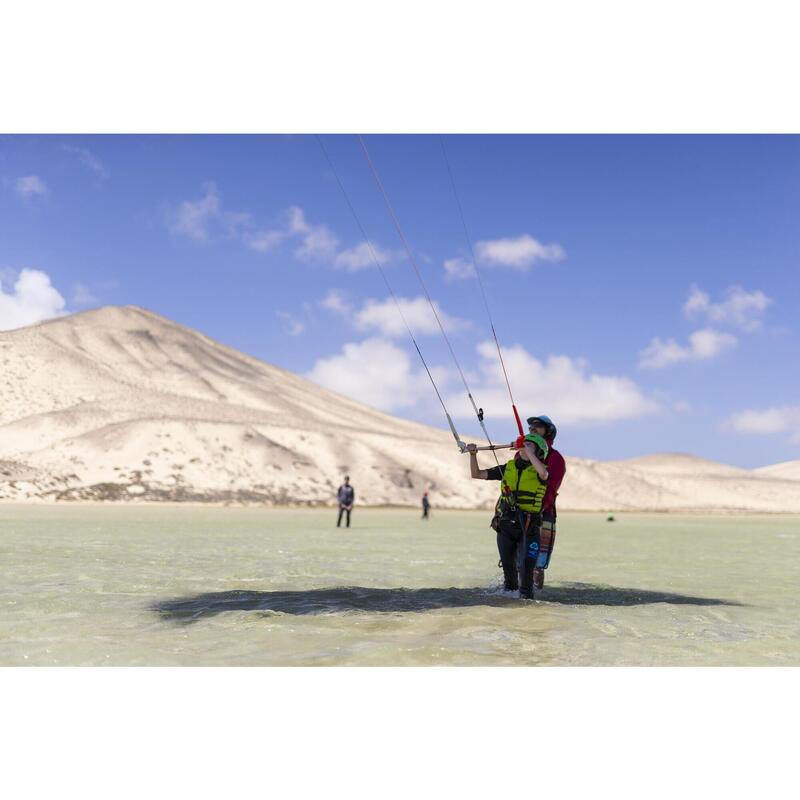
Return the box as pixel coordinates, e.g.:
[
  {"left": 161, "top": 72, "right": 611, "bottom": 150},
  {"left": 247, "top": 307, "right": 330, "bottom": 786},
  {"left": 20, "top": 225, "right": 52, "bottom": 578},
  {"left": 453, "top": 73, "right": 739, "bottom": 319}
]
[{"left": 501, "top": 457, "right": 547, "bottom": 514}]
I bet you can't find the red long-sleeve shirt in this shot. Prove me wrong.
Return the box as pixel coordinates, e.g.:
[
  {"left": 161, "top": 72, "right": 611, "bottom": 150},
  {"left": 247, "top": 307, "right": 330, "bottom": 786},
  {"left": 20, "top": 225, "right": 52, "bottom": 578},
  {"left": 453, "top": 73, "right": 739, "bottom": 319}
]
[{"left": 542, "top": 445, "right": 566, "bottom": 516}]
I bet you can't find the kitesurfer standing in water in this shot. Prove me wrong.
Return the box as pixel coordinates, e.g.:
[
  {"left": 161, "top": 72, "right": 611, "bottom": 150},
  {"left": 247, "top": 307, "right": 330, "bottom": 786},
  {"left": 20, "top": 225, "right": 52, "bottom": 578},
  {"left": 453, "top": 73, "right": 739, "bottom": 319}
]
[
  {"left": 526, "top": 415, "right": 566, "bottom": 590},
  {"left": 467, "top": 432, "right": 550, "bottom": 599},
  {"left": 336, "top": 475, "right": 355, "bottom": 528}
]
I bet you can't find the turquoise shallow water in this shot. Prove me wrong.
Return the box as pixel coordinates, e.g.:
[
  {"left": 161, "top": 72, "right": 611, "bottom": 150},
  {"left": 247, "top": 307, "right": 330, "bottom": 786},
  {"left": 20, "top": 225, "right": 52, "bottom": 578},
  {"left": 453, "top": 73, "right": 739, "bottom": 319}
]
[{"left": 1, "top": 505, "right": 798, "bottom": 665}]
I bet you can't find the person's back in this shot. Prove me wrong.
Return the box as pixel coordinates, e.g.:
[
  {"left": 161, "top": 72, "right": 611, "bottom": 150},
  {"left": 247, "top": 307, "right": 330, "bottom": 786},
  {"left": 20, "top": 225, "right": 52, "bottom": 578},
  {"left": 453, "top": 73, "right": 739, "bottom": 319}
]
[
  {"left": 337, "top": 483, "right": 355, "bottom": 506},
  {"left": 542, "top": 445, "right": 566, "bottom": 517},
  {"left": 336, "top": 476, "right": 355, "bottom": 528},
  {"left": 527, "top": 415, "right": 567, "bottom": 590}
]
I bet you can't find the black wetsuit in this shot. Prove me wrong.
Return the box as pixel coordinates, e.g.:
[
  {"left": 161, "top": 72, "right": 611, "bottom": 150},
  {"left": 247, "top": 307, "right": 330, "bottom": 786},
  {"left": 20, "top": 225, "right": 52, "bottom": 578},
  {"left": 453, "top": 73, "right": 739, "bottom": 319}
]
[
  {"left": 421, "top": 495, "right": 430, "bottom": 519},
  {"left": 487, "top": 458, "right": 543, "bottom": 598},
  {"left": 337, "top": 484, "right": 354, "bottom": 527}
]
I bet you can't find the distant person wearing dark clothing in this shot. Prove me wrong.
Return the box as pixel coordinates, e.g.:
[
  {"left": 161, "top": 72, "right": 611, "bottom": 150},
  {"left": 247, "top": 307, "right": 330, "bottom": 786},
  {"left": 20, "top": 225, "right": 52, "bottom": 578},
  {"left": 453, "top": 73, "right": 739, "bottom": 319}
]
[
  {"left": 336, "top": 476, "right": 354, "bottom": 527},
  {"left": 421, "top": 491, "right": 430, "bottom": 519}
]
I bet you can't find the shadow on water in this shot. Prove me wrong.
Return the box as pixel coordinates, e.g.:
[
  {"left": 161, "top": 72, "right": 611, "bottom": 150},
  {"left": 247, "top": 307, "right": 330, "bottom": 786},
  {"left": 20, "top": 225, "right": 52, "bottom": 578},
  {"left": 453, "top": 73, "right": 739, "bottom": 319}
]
[{"left": 152, "top": 582, "right": 744, "bottom": 625}]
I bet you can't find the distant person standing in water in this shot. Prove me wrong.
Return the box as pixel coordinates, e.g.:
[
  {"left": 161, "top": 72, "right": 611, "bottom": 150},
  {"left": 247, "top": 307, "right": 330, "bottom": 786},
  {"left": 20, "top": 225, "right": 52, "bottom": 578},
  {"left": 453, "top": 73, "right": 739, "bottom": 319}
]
[
  {"left": 336, "top": 475, "right": 354, "bottom": 528},
  {"left": 421, "top": 491, "right": 431, "bottom": 519}
]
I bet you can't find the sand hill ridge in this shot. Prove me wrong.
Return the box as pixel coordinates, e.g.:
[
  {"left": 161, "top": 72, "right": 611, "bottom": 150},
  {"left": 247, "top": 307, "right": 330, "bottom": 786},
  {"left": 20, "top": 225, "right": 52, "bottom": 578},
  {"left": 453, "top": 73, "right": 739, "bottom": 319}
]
[{"left": 1, "top": 306, "right": 798, "bottom": 512}]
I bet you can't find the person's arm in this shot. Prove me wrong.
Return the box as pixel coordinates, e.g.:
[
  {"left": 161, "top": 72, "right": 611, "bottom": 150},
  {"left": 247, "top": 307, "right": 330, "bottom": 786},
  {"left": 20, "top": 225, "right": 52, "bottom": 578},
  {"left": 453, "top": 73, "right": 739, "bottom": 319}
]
[
  {"left": 466, "top": 443, "right": 491, "bottom": 479},
  {"left": 523, "top": 443, "right": 549, "bottom": 481}
]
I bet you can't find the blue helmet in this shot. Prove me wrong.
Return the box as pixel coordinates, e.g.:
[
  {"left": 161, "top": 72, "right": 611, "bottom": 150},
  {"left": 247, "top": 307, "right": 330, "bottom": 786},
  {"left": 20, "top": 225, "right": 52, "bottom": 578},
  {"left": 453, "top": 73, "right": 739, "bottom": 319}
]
[{"left": 527, "top": 414, "right": 557, "bottom": 442}]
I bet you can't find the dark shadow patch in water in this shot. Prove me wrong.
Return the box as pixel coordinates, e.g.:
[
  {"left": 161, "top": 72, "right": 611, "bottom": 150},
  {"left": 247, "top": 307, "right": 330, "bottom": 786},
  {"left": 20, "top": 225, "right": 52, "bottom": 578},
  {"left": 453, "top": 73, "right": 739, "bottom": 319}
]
[
  {"left": 152, "top": 583, "right": 743, "bottom": 624},
  {"left": 541, "top": 582, "right": 745, "bottom": 607}
]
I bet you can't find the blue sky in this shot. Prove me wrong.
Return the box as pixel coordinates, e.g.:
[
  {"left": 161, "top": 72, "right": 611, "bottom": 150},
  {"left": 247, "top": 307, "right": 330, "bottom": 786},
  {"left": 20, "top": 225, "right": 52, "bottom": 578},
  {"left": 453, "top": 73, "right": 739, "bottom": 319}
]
[{"left": 1, "top": 134, "right": 798, "bottom": 467}]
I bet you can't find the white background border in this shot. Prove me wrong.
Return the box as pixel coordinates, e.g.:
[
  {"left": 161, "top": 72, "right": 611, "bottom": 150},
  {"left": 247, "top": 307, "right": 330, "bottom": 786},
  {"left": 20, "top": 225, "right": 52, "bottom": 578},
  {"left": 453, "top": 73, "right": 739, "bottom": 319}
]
[
  {"left": 2, "top": 1, "right": 799, "bottom": 796},
  {"left": 3, "top": 1, "right": 800, "bottom": 132},
  {"left": 3, "top": 668, "right": 798, "bottom": 798}
]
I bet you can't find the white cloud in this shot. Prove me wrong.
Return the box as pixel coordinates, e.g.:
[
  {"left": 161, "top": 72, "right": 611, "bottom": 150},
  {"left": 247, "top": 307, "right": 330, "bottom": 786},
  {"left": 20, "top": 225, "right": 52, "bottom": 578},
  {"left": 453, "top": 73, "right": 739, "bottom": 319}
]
[
  {"left": 684, "top": 284, "right": 772, "bottom": 331},
  {"left": 169, "top": 185, "right": 219, "bottom": 241},
  {"left": 454, "top": 341, "right": 658, "bottom": 426},
  {"left": 168, "top": 183, "right": 250, "bottom": 242},
  {"left": 726, "top": 406, "right": 800, "bottom": 439},
  {"left": 0, "top": 269, "right": 66, "bottom": 331},
  {"left": 244, "top": 229, "right": 287, "bottom": 252},
  {"left": 639, "top": 328, "right": 737, "bottom": 369},
  {"left": 286, "top": 206, "right": 339, "bottom": 262},
  {"left": 245, "top": 206, "right": 340, "bottom": 262},
  {"left": 321, "top": 293, "right": 469, "bottom": 340},
  {"left": 171, "top": 190, "right": 390, "bottom": 272},
  {"left": 296, "top": 226, "right": 340, "bottom": 261},
  {"left": 334, "top": 242, "right": 373, "bottom": 271},
  {"left": 277, "top": 311, "right": 305, "bottom": 336},
  {"left": 320, "top": 289, "right": 352, "bottom": 315},
  {"left": 686, "top": 329, "right": 738, "bottom": 359},
  {"left": 307, "top": 335, "right": 657, "bottom": 425},
  {"left": 475, "top": 234, "right": 565, "bottom": 270},
  {"left": 683, "top": 285, "right": 710, "bottom": 317},
  {"left": 306, "top": 338, "right": 440, "bottom": 411},
  {"left": 286, "top": 206, "right": 307, "bottom": 234},
  {"left": 15, "top": 175, "right": 48, "bottom": 198},
  {"left": 62, "top": 145, "right": 109, "bottom": 179},
  {"left": 334, "top": 241, "right": 400, "bottom": 271},
  {"left": 354, "top": 296, "right": 468, "bottom": 338},
  {"left": 72, "top": 283, "right": 99, "bottom": 306},
  {"left": 443, "top": 257, "right": 476, "bottom": 282}
]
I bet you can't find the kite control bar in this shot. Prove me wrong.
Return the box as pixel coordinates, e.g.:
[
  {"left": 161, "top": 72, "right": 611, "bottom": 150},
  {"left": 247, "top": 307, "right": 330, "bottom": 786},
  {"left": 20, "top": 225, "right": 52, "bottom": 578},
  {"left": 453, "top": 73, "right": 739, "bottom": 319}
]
[{"left": 461, "top": 442, "right": 516, "bottom": 452}]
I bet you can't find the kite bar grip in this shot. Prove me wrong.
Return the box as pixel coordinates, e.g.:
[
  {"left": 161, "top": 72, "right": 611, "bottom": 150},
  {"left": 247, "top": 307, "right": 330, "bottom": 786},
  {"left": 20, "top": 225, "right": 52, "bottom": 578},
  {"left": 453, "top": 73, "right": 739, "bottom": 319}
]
[{"left": 461, "top": 443, "right": 515, "bottom": 452}]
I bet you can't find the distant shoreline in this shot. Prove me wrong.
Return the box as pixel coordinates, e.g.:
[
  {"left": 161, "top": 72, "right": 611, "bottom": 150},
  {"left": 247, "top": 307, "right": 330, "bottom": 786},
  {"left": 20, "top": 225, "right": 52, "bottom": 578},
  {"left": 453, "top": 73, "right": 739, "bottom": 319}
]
[{"left": 1, "top": 500, "right": 798, "bottom": 516}]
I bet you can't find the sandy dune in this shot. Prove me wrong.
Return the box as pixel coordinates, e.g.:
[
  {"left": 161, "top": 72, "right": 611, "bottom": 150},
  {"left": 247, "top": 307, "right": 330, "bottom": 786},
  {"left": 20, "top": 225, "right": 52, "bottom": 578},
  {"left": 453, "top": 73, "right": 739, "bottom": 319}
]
[
  {"left": 754, "top": 461, "right": 800, "bottom": 481},
  {"left": 1, "top": 306, "right": 798, "bottom": 512}
]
